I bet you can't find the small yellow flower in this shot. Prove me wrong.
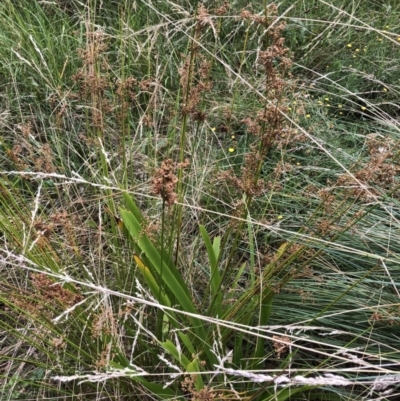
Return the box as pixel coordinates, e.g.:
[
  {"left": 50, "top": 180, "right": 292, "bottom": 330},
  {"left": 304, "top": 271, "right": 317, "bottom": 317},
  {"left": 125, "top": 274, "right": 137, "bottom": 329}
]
[
  {"left": 324, "top": 97, "right": 329, "bottom": 101},
  {"left": 287, "top": 107, "right": 292, "bottom": 111},
  {"left": 386, "top": 25, "right": 390, "bottom": 29},
  {"left": 277, "top": 215, "right": 283, "bottom": 220},
  {"left": 361, "top": 106, "right": 366, "bottom": 111},
  {"left": 377, "top": 38, "right": 383, "bottom": 42},
  {"left": 317, "top": 101, "right": 323, "bottom": 105},
  {"left": 228, "top": 147, "right": 235, "bottom": 153},
  {"left": 398, "top": 37, "right": 400, "bottom": 41},
  {"left": 352, "top": 55, "right": 356, "bottom": 58},
  {"left": 355, "top": 48, "right": 360, "bottom": 52},
  {"left": 305, "top": 114, "right": 311, "bottom": 118},
  {"left": 347, "top": 43, "right": 352, "bottom": 48},
  {"left": 383, "top": 87, "right": 388, "bottom": 92},
  {"left": 296, "top": 162, "right": 301, "bottom": 166},
  {"left": 338, "top": 104, "right": 342, "bottom": 108},
  {"left": 231, "top": 135, "right": 235, "bottom": 139},
  {"left": 339, "top": 111, "right": 343, "bottom": 115}
]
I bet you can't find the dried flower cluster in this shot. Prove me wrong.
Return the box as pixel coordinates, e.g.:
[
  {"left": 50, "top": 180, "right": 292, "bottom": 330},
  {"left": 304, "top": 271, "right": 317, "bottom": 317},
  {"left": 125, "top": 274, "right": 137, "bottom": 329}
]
[
  {"left": 179, "top": 55, "right": 213, "bottom": 121},
  {"left": 334, "top": 134, "right": 400, "bottom": 201},
  {"left": 71, "top": 28, "right": 112, "bottom": 131},
  {"left": 31, "top": 273, "right": 82, "bottom": 308},
  {"left": 217, "top": 4, "right": 293, "bottom": 199},
  {"left": 181, "top": 376, "right": 215, "bottom": 401},
  {"left": 240, "top": 5, "right": 292, "bottom": 147},
  {"left": 178, "top": 4, "right": 215, "bottom": 122},
  {"left": 152, "top": 159, "right": 190, "bottom": 206},
  {"left": 273, "top": 335, "right": 292, "bottom": 358},
  {"left": 115, "top": 76, "right": 138, "bottom": 122},
  {"left": 6, "top": 122, "right": 55, "bottom": 174}
]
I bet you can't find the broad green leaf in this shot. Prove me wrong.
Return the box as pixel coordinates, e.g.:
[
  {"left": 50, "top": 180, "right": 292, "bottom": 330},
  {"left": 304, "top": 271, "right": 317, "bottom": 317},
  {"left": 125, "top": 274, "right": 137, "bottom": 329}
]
[
  {"left": 199, "top": 225, "right": 222, "bottom": 310},
  {"left": 119, "top": 199, "right": 217, "bottom": 366},
  {"left": 161, "top": 340, "right": 190, "bottom": 367},
  {"left": 187, "top": 359, "right": 204, "bottom": 390},
  {"left": 134, "top": 254, "right": 171, "bottom": 308}
]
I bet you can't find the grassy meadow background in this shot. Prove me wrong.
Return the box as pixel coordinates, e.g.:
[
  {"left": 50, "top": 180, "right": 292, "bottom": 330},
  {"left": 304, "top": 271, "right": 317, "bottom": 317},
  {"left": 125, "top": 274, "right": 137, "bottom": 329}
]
[{"left": 1, "top": 0, "right": 400, "bottom": 400}]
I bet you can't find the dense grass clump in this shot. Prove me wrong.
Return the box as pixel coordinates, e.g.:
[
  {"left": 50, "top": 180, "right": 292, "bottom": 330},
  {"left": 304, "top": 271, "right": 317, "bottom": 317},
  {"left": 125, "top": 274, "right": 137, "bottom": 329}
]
[{"left": 1, "top": 0, "right": 400, "bottom": 400}]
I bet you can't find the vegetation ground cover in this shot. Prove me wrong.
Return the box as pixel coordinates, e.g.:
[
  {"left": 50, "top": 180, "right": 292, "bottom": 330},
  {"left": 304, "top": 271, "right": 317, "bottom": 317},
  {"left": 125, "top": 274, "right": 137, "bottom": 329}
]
[{"left": 0, "top": 0, "right": 400, "bottom": 400}]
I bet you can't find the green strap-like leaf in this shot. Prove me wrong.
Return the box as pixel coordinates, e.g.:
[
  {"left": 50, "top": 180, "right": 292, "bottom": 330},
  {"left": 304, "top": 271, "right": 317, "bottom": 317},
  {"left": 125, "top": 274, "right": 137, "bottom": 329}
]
[
  {"left": 119, "top": 197, "right": 217, "bottom": 366},
  {"left": 199, "top": 225, "right": 221, "bottom": 299}
]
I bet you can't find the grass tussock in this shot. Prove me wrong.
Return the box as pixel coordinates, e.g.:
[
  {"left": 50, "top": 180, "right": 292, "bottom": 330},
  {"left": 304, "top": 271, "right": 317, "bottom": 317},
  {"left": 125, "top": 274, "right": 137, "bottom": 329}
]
[{"left": 1, "top": 0, "right": 400, "bottom": 400}]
